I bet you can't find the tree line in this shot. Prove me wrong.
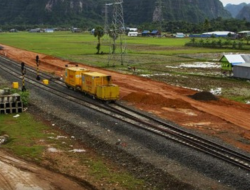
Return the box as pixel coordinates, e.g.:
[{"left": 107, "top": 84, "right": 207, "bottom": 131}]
[
  {"left": 138, "top": 17, "right": 250, "bottom": 34},
  {"left": 1, "top": 17, "right": 250, "bottom": 35}
]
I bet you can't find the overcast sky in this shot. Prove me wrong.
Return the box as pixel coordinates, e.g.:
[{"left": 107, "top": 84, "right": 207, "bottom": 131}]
[{"left": 220, "top": 0, "right": 250, "bottom": 6}]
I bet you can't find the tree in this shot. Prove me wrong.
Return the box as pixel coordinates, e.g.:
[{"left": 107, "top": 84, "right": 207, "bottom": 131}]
[
  {"left": 245, "top": 36, "right": 250, "bottom": 45},
  {"left": 203, "top": 18, "right": 210, "bottom": 32},
  {"left": 94, "top": 26, "right": 104, "bottom": 54}
]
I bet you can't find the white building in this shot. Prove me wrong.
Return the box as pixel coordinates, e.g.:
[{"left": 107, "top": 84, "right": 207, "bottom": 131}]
[{"left": 128, "top": 32, "right": 138, "bottom": 37}]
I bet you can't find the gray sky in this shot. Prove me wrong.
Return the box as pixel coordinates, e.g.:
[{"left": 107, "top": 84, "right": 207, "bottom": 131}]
[{"left": 220, "top": 0, "right": 250, "bottom": 6}]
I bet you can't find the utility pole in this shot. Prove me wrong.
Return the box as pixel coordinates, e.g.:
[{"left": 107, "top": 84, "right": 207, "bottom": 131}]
[
  {"left": 21, "top": 62, "right": 26, "bottom": 92},
  {"left": 36, "top": 55, "right": 40, "bottom": 80},
  {"left": 108, "top": 0, "right": 126, "bottom": 66}
]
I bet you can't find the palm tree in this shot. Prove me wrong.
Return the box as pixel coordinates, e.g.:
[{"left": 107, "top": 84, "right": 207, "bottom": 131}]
[{"left": 94, "top": 26, "right": 104, "bottom": 54}]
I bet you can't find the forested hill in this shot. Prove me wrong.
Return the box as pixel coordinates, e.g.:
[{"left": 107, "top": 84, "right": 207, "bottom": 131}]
[
  {"left": 0, "top": 0, "right": 231, "bottom": 27},
  {"left": 236, "top": 5, "right": 250, "bottom": 21}
]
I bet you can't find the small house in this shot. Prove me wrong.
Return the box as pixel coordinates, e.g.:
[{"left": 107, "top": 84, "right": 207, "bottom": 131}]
[
  {"left": 220, "top": 54, "right": 250, "bottom": 79},
  {"left": 29, "top": 28, "right": 41, "bottom": 33},
  {"left": 71, "top": 28, "right": 82, "bottom": 33},
  {"left": 238, "top": 31, "right": 250, "bottom": 39},
  {"left": 142, "top": 30, "right": 150, "bottom": 37},
  {"left": 128, "top": 32, "right": 138, "bottom": 37},
  {"left": 175, "top": 33, "right": 185, "bottom": 38},
  {"left": 44, "top": 28, "right": 54, "bottom": 33},
  {"left": 151, "top": 30, "right": 161, "bottom": 36},
  {"left": 128, "top": 28, "right": 137, "bottom": 32},
  {"left": 201, "top": 31, "right": 235, "bottom": 38},
  {"left": 10, "top": 29, "right": 18, "bottom": 32},
  {"left": 233, "top": 64, "right": 250, "bottom": 79}
]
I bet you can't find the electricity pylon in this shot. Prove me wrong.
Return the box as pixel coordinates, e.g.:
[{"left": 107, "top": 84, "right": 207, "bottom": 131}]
[
  {"left": 107, "top": 0, "right": 126, "bottom": 66},
  {"left": 154, "top": 0, "right": 163, "bottom": 31},
  {"left": 104, "top": 3, "right": 112, "bottom": 34}
]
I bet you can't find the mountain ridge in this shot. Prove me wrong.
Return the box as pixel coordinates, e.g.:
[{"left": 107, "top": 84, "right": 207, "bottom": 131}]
[
  {"left": 225, "top": 3, "right": 250, "bottom": 21},
  {"left": 0, "top": 0, "right": 231, "bottom": 27}
]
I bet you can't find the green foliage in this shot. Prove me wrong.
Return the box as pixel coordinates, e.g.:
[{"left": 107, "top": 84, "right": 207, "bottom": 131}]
[
  {"left": 19, "top": 91, "right": 30, "bottom": 107},
  {"left": 89, "top": 160, "right": 144, "bottom": 189},
  {"left": 156, "top": 18, "right": 250, "bottom": 34},
  {"left": 94, "top": 26, "right": 104, "bottom": 54},
  {"left": 185, "top": 37, "right": 250, "bottom": 50},
  {"left": 11, "top": 89, "right": 30, "bottom": 107}
]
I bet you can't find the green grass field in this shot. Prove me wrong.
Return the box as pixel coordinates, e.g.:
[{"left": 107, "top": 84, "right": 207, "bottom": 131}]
[{"left": 0, "top": 31, "right": 240, "bottom": 68}]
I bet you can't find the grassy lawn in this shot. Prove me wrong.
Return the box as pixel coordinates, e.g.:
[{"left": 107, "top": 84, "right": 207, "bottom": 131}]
[
  {"left": 0, "top": 31, "right": 238, "bottom": 67},
  {"left": 0, "top": 113, "right": 47, "bottom": 159},
  {"left": 0, "top": 112, "right": 144, "bottom": 189}
]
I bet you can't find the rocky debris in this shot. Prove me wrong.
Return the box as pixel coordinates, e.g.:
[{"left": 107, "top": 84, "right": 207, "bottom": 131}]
[
  {"left": 0, "top": 134, "right": 9, "bottom": 145},
  {"left": 188, "top": 91, "right": 219, "bottom": 101}
]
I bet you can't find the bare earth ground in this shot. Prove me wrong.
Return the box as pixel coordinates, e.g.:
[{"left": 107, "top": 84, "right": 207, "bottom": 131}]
[
  {"left": 0, "top": 150, "right": 89, "bottom": 190},
  {"left": 1, "top": 44, "right": 250, "bottom": 189}
]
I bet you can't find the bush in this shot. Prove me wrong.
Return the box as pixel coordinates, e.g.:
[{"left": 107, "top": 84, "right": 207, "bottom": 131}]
[{"left": 10, "top": 89, "right": 30, "bottom": 107}]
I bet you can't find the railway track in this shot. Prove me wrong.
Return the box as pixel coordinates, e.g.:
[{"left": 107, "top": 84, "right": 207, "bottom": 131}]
[{"left": 1, "top": 55, "right": 250, "bottom": 172}]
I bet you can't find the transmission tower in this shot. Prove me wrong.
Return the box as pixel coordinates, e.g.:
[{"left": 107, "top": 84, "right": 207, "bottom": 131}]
[
  {"left": 104, "top": 3, "right": 112, "bottom": 34},
  {"left": 108, "top": 0, "right": 126, "bottom": 66},
  {"left": 154, "top": 0, "right": 163, "bottom": 31}
]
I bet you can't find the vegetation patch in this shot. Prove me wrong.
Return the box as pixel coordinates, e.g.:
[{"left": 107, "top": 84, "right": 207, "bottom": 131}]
[{"left": 0, "top": 112, "right": 148, "bottom": 189}]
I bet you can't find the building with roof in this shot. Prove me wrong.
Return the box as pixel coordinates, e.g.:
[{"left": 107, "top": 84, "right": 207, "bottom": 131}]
[
  {"left": 128, "top": 32, "right": 138, "bottom": 37},
  {"left": 202, "top": 31, "right": 236, "bottom": 38},
  {"left": 128, "top": 28, "right": 137, "bottom": 32},
  {"left": 44, "top": 28, "right": 54, "bottom": 33},
  {"left": 141, "top": 30, "right": 150, "bottom": 37},
  {"left": 10, "top": 29, "right": 18, "bottom": 32},
  {"left": 220, "top": 54, "right": 250, "bottom": 79},
  {"left": 29, "top": 28, "right": 41, "bottom": 33},
  {"left": 238, "top": 31, "right": 250, "bottom": 39},
  {"left": 151, "top": 30, "right": 161, "bottom": 36},
  {"left": 190, "top": 31, "right": 236, "bottom": 38},
  {"left": 175, "top": 33, "right": 186, "bottom": 38}
]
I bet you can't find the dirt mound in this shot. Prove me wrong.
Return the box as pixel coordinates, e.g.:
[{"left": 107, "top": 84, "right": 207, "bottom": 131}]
[
  {"left": 122, "top": 92, "right": 193, "bottom": 109},
  {"left": 189, "top": 91, "right": 218, "bottom": 101}
]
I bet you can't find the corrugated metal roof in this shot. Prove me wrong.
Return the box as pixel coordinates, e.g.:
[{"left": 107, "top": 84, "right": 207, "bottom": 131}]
[
  {"left": 203, "top": 31, "right": 235, "bottom": 35},
  {"left": 234, "top": 63, "right": 250, "bottom": 68},
  {"left": 238, "top": 31, "right": 250, "bottom": 34},
  {"left": 240, "top": 54, "right": 250, "bottom": 63},
  {"left": 223, "top": 55, "right": 245, "bottom": 65}
]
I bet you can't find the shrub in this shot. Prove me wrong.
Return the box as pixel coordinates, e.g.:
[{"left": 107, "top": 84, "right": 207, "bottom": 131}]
[{"left": 10, "top": 89, "right": 30, "bottom": 107}]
